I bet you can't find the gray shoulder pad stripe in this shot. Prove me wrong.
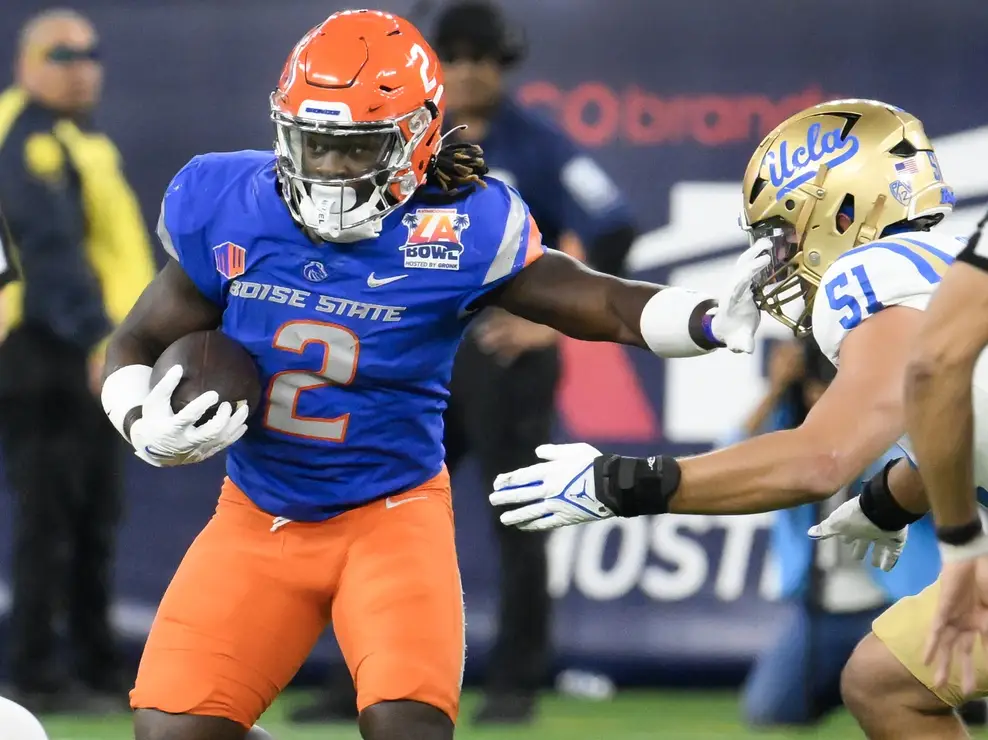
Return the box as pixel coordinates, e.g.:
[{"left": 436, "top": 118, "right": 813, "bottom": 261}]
[
  {"left": 482, "top": 189, "right": 527, "bottom": 286},
  {"left": 156, "top": 198, "right": 179, "bottom": 261}
]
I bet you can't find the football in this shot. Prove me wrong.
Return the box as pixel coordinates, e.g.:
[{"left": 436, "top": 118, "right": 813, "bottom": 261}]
[{"left": 150, "top": 330, "right": 262, "bottom": 423}]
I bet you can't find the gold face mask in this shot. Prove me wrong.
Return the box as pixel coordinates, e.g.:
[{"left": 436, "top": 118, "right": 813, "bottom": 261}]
[{"left": 740, "top": 99, "right": 954, "bottom": 335}]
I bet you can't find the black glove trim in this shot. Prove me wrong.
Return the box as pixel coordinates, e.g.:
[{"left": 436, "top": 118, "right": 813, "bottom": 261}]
[
  {"left": 593, "top": 455, "right": 681, "bottom": 517},
  {"left": 858, "top": 458, "right": 924, "bottom": 532}
]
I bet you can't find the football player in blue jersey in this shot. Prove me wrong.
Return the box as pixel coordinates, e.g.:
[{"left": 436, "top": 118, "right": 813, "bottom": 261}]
[
  {"left": 491, "top": 98, "right": 985, "bottom": 739},
  {"left": 96, "top": 10, "right": 763, "bottom": 740}
]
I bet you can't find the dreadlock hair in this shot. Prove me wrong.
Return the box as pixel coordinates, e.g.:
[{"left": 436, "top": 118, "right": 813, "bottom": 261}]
[{"left": 423, "top": 141, "right": 489, "bottom": 202}]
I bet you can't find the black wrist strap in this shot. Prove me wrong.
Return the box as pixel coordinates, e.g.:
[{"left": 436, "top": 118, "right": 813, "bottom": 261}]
[
  {"left": 593, "top": 455, "right": 682, "bottom": 517},
  {"left": 936, "top": 517, "right": 985, "bottom": 546},
  {"left": 858, "top": 458, "right": 924, "bottom": 531}
]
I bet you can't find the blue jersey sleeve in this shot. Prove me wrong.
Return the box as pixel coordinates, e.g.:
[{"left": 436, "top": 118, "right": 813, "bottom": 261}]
[
  {"left": 458, "top": 180, "right": 547, "bottom": 313},
  {"left": 156, "top": 156, "right": 223, "bottom": 304},
  {"left": 540, "top": 128, "right": 633, "bottom": 245}
]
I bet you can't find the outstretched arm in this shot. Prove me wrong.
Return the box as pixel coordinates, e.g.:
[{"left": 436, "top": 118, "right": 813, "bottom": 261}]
[
  {"left": 669, "top": 307, "right": 921, "bottom": 513},
  {"left": 493, "top": 250, "right": 734, "bottom": 357},
  {"left": 491, "top": 306, "right": 924, "bottom": 530}
]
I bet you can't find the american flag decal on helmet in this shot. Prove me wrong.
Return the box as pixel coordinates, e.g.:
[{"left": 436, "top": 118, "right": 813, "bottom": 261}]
[{"left": 213, "top": 242, "right": 247, "bottom": 279}]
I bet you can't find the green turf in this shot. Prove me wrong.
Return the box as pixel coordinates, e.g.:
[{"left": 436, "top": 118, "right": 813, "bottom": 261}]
[{"left": 37, "top": 688, "right": 986, "bottom": 740}]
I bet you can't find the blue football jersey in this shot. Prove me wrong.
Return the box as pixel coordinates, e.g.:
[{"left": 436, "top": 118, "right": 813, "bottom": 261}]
[{"left": 156, "top": 150, "right": 545, "bottom": 521}]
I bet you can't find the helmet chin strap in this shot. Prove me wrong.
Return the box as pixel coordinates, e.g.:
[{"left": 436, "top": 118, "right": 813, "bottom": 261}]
[{"left": 296, "top": 182, "right": 383, "bottom": 243}]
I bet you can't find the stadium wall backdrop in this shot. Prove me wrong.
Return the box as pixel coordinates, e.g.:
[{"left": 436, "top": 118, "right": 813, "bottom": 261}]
[{"left": 0, "top": 0, "right": 987, "bottom": 686}]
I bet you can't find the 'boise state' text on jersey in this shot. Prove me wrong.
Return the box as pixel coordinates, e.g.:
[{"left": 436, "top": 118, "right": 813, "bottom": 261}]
[{"left": 157, "top": 150, "right": 545, "bottom": 520}]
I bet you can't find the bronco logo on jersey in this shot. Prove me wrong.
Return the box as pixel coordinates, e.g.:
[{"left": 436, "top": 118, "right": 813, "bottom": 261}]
[
  {"left": 399, "top": 208, "right": 470, "bottom": 270},
  {"left": 213, "top": 242, "right": 247, "bottom": 279}
]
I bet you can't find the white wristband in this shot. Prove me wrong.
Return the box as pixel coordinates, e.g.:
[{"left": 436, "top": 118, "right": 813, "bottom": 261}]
[
  {"left": 639, "top": 287, "right": 716, "bottom": 358},
  {"left": 101, "top": 365, "right": 153, "bottom": 441},
  {"left": 939, "top": 531, "right": 988, "bottom": 563}
]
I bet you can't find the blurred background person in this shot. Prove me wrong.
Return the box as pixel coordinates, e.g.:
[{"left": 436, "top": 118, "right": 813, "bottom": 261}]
[
  {"left": 0, "top": 8, "right": 155, "bottom": 713},
  {"left": 290, "top": 0, "right": 637, "bottom": 728},
  {"left": 438, "top": 0, "right": 635, "bottom": 725},
  {"left": 723, "top": 339, "right": 985, "bottom": 729}
]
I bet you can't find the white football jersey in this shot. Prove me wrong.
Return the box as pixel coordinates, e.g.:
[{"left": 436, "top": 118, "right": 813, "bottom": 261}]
[{"left": 811, "top": 229, "right": 988, "bottom": 495}]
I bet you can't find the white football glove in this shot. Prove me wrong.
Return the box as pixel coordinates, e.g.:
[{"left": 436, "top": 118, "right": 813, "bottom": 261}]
[
  {"left": 807, "top": 495, "right": 907, "bottom": 572},
  {"left": 709, "top": 238, "right": 771, "bottom": 353},
  {"left": 489, "top": 443, "right": 614, "bottom": 531},
  {"left": 129, "top": 365, "right": 249, "bottom": 468}
]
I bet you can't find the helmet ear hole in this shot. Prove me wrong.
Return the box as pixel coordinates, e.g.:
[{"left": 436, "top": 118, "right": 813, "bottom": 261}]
[{"left": 836, "top": 194, "right": 855, "bottom": 234}]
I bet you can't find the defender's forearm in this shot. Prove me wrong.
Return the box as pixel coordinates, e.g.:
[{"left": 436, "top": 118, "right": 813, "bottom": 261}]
[{"left": 669, "top": 429, "right": 843, "bottom": 515}]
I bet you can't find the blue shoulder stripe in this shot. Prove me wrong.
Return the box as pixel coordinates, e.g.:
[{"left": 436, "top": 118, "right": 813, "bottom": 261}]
[
  {"left": 838, "top": 241, "right": 940, "bottom": 284},
  {"left": 898, "top": 237, "right": 956, "bottom": 266}
]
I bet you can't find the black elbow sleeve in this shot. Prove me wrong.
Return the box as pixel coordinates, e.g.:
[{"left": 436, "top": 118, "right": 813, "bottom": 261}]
[{"left": 858, "top": 458, "right": 924, "bottom": 531}]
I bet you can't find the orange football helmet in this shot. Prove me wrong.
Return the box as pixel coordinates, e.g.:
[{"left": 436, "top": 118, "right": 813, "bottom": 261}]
[{"left": 271, "top": 9, "right": 445, "bottom": 242}]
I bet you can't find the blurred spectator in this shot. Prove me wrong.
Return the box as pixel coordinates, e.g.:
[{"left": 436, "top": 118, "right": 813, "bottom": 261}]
[
  {"left": 0, "top": 8, "right": 154, "bottom": 713},
  {"left": 723, "top": 339, "right": 969, "bottom": 727},
  {"left": 290, "top": 0, "right": 637, "bottom": 727},
  {"left": 438, "top": 2, "right": 635, "bottom": 725}
]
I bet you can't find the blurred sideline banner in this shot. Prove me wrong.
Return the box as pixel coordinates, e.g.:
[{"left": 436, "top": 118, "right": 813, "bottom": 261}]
[{"left": 1, "top": 0, "right": 988, "bottom": 685}]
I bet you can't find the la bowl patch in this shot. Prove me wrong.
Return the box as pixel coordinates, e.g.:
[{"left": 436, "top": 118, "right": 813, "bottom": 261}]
[{"left": 399, "top": 208, "right": 470, "bottom": 270}]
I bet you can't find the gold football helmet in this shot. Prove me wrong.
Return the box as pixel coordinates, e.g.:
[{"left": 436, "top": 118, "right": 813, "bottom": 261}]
[{"left": 741, "top": 99, "right": 954, "bottom": 335}]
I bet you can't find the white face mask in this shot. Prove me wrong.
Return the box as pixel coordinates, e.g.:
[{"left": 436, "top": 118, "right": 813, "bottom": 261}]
[{"left": 296, "top": 183, "right": 383, "bottom": 243}]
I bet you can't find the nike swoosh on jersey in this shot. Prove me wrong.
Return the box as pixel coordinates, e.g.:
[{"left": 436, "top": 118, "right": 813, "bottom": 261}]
[
  {"left": 367, "top": 273, "right": 409, "bottom": 288},
  {"left": 385, "top": 495, "right": 427, "bottom": 509}
]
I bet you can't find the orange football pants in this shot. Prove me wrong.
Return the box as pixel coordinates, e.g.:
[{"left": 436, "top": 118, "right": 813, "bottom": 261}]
[{"left": 130, "top": 468, "right": 464, "bottom": 728}]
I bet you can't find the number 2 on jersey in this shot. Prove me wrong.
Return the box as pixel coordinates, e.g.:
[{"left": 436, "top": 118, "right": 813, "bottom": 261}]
[
  {"left": 824, "top": 265, "right": 884, "bottom": 330},
  {"left": 264, "top": 320, "right": 358, "bottom": 442}
]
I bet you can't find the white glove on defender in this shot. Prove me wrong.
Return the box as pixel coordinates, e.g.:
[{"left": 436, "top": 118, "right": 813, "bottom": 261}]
[
  {"left": 129, "top": 365, "right": 249, "bottom": 467},
  {"left": 489, "top": 443, "right": 613, "bottom": 531},
  {"left": 808, "top": 495, "right": 907, "bottom": 572},
  {"left": 708, "top": 239, "right": 771, "bottom": 353}
]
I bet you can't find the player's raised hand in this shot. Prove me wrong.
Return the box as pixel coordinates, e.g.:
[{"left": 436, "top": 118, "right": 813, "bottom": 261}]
[
  {"left": 490, "top": 443, "right": 614, "bottom": 531},
  {"left": 709, "top": 238, "right": 772, "bottom": 353},
  {"left": 129, "top": 365, "right": 249, "bottom": 467},
  {"left": 808, "top": 495, "right": 908, "bottom": 572}
]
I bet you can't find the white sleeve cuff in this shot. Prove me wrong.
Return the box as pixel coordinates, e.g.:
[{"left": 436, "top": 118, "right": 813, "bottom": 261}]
[
  {"left": 101, "top": 365, "right": 153, "bottom": 440},
  {"left": 639, "top": 287, "right": 717, "bottom": 358}
]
